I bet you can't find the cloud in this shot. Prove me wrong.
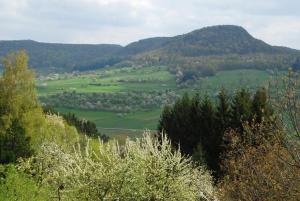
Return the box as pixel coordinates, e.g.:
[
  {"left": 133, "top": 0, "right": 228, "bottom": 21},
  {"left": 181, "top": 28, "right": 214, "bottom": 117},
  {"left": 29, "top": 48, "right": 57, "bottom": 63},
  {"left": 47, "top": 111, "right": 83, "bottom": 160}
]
[{"left": 0, "top": 0, "right": 299, "bottom": 49}]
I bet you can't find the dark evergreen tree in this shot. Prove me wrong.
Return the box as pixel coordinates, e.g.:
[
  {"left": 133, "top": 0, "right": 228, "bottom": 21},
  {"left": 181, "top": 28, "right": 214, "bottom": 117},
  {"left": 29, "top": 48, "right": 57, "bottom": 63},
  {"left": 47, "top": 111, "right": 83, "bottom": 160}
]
[
  {"left": 216, "top": 88, "right": 232, "bottom": 131},
  {"left": 0, "top": 120, "right": 33, "bottom": 164},
  {"left": 251, "top": 87, "right": 273, "bottom": 123},
  {"left": 231, "top": 89, "right": 252, "bottom": 130},
  {"left": 158, "top": 88, "right": 274, "bottom": 180},
  {"left": 292, "top": 57, "right": 300, "bottom": 71},
  {"left": 199, "top": 96, "right": 220, "bottom": 176}
]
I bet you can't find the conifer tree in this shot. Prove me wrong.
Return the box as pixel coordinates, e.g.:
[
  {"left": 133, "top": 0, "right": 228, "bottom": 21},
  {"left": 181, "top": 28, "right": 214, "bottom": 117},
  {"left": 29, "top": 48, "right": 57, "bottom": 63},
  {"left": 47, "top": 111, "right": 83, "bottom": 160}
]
[
  {"left": 0, "top": 120, "right": 33, "bottom": 163},
  {"left": 231, "top": 89, "right": 252, "bottom": 130},
  {"left": 216, "top": 88, "right": 232, "bottom": 132},
  {"left": 251, "top": 87, "right": 273, "bottom": 123}
]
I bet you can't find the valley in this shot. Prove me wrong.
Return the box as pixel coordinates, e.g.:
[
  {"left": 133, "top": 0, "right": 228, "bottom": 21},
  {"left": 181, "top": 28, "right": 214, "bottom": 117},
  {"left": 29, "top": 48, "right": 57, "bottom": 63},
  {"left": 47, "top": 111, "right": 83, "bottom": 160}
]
[{"left": 37, "top": 65, "right": 272, "bottom": 138}]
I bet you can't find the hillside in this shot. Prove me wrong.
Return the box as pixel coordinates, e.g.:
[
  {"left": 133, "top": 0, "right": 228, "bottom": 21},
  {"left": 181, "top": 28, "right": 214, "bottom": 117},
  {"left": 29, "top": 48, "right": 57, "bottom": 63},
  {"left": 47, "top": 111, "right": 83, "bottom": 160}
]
[
  {"left": 163, "top": 25, "right": 298, "bottom": 55},
  {"left": 0, "top": 25, "right": 299, "bottom": 74},
  {"left": 129, "top": 26, "right": 300, "bottom": 76},
  {"left": 0, "top": 40, "right": 122, "bottom": 73}
]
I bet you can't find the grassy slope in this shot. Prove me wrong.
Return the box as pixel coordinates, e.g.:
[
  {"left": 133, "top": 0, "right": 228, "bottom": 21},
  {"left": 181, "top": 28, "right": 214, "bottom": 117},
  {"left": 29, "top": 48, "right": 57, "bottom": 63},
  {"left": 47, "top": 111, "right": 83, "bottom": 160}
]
[
  {"left": 55, "top": 107, "right": 161, "bottom": 130},
  {"left": 197, "top": 69, "right": 270, "bottom": 94}
]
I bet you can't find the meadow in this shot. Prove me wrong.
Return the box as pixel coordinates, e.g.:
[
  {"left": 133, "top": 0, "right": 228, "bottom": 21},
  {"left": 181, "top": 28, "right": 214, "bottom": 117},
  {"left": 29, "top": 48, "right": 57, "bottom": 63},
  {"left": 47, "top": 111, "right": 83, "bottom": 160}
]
[
  {"left": 37, "top": 66, "right": 272, "bottom": 137},
  {"left": 37, "top": 66, "right": 177, "bottom": 95}
]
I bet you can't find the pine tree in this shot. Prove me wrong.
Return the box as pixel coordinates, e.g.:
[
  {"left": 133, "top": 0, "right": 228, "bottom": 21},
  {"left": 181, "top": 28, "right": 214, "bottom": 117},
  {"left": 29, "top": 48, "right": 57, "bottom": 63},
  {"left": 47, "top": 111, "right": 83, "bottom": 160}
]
[
  {"left": 198, "top": 96, "right": 220, "bottom": 177},
  {"left": 216, "top": 88, "right": 232, "bottom": 131},
  {"left": 0, "top": 120, "right": 33, "bottom": 164},
  {"left": 251, "top": 87, "right": 273, "bottom": 123},
  {"left": 231, "top": 89, "right": 252, "bottom": 130}
]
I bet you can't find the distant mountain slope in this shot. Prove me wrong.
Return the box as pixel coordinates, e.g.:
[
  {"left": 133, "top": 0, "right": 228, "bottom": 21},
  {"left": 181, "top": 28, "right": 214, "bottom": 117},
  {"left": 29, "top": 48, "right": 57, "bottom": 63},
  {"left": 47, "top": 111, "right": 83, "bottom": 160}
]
[
  {"left": 0, "top": 25, "right": 299, "bottom": 74},
  {"left": 164, "top": 25, "right": 298, "bottom": 55},
  {"left": 0, "top": 40, "right": 122, "bottom": 73},
  {"left": 119, "top": 37, "right": 172, "bottom": 56},
  {"left": 127, "top": 26, "right": 300, "bottom": 75}
]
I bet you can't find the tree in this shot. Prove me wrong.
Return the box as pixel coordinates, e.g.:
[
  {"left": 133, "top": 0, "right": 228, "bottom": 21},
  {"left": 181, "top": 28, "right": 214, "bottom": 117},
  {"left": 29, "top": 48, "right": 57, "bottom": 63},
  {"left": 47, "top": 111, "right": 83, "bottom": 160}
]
[
  {"left": 158, "top": 93, "right": 195, "bottom": 154},
  {"left": 0, "top": 51, "right": 38, "bottom": 163},
  {"left": 198, "top": 96, "right": 219, "bottom": 174},
  {"left": 270, "top": 69, "right": 300, "bottom": 173},
  {"left": 216, "top": 88, "right": 231, "bottom": 131},
  {"left": 0, "top": 120, "right": 33, "bottom": 164},
  {"left": 219, "top": 123, "right": 300, "bottom": 201},
  {"left": 292, "top": 57, "right": 300, "bottom": 71},
  {"left": 0, "top": 51, "right": 44, "bottom": 163},
  {"left": 251, "top": 87, "right": 273, "bottom": 123},
  {"left": 231, "top": 89, "right": 252, "bottom": 131},
  {"left": 159, "top": 88, "right": 274, "bottom": 180}
]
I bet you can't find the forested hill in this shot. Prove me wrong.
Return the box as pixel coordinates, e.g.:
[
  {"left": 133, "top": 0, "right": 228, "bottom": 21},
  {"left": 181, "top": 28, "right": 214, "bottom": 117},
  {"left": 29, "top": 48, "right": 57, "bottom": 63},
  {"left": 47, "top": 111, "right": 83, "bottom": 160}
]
[
  {"left": 0, "top": 25, "right": 299, "bottom": 74},
  {"left": 124, "top": 25, "right": 299, "bottom": 56},
  {"left": 0, "top": 40, "right": 122, "bottom": 73}
]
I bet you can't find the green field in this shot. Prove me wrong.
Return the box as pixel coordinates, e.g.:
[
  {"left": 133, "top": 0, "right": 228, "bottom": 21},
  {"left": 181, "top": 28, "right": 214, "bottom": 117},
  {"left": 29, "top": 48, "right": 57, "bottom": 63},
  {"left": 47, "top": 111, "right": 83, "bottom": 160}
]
[
  {"left": 196, "top": 69, "right": 271, "bottom": 94},
  {"left": 55, "top": 107, "right": 161, "bottom": 130},
  {"left": 37, "top": 66, "right": 272, "bottom": 137},
  {"left": 37, "top": 66, "right": 176, "bottom": 95}
]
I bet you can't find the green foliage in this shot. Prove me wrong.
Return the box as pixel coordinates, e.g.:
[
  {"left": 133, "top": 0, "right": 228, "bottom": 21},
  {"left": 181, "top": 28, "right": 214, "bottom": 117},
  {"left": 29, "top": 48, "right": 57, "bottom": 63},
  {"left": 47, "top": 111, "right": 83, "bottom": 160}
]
[
  {"left": 1, "top": 26, "right": 298, "bottom": 75},
  {"left": 219, "top": 123, "right": 300, "bottom": 201},
  {"left": 43, "top": 113, "right": 80, "bottom": 151},
  {"left": 37, "top": 68, "right": 272, "bottom": 132},
  {"left": 0, "top": 50, "right": 39, "bottom": 129},
  {"left": 0, "top": 120, "right": 33, "bottom": 164},
  {"left": 43, "top": 107, "right": 109, "bottom": 141},
  {"left": 0, "top": 40, "right": 122, "bottom": 73},
  {"left": 292, "top": 57, "right": 300, "bottom": 71},
  {"left": 20, "top": 133, "right": 215, "bottom": 201},
  {"left": 0, "top": 50, "right": 42, "bottom": 163},
  {"left": 158, "top": 88, "right": 274, "bottom": 179},
  {"left": 0, "top": 51, "right": 82, "bottom": 161},
  {"left": 0, "top": 165, "right": 49, "bottom": 201},
  {"left": 231, "top": 88, "right": 252, "bottom": 129},
  {"left": 41, "top": 90, "right": 179, "bottom": 113}
]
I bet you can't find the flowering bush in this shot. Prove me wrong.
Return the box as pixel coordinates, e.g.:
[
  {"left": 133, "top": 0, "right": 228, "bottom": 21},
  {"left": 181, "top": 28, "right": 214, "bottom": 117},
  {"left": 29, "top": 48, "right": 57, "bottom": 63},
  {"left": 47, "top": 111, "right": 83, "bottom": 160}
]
[{"left": 20, "top": 132, "right": 215, "bottom": 201}]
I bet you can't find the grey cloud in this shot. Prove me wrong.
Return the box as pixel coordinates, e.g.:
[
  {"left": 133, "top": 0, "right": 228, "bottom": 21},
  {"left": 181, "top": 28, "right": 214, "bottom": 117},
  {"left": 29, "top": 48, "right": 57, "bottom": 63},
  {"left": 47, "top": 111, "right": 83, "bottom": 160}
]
[{"left": 0, "top": 0, "right": 299, "bottom": 49}]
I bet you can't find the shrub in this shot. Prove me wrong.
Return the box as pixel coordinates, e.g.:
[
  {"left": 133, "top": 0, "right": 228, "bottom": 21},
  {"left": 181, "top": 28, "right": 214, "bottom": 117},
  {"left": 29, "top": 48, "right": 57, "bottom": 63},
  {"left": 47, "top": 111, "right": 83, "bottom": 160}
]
[
  {"left": 0, "top": 165, "right": 49, "bottom": 201},
  {"left": 20, "top": 132, "right": 216, "bottom": 201},
  {"left": 218, "top": 123, "right": 300, "bottom": 201}
]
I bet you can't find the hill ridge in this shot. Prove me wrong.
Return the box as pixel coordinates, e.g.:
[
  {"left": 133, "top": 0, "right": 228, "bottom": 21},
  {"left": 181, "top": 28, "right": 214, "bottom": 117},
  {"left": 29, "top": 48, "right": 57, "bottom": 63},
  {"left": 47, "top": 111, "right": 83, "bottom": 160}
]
[{"left": 0, "top": 25, "right": 299, "bottom": 73}]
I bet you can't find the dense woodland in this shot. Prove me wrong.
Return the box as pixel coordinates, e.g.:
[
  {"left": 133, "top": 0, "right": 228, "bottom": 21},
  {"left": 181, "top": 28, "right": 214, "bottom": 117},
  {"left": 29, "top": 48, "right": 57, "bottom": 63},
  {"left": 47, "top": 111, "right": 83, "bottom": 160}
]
[
  {"left": 158, "top": 87, "right": 273, "bottom": 179},
  {"left": 0, "top": 51, "right": 300, "bottom": 200},
  {"left": 41, "top": 90, "right": 179, "bottom": 113}
]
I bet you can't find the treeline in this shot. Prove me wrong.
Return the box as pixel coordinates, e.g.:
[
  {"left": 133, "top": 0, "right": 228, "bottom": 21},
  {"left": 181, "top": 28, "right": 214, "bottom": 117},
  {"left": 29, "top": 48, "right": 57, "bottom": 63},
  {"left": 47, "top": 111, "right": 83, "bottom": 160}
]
[
  {"left": 0, "top": 40, "right": 123, "bottom": 73},
  {"left": 158, "top": 88, "right": 273, "bottom": 178},
  {"left": 40, "top": 90, "right": 179, "bottom": 113}
]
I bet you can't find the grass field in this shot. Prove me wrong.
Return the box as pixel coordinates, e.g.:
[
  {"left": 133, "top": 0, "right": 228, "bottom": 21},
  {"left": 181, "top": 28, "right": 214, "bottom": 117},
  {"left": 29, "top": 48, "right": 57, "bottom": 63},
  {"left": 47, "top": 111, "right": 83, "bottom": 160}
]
[
  {"left": 54, "top": 107, "right": 161, "bottom": 138},
  {"left": 196, "top": 69, "right": 271, "bottom": 95},
  {"left": 37, "top": 66, "right": 272, "bottom": 137},
  {"left": 37, "top": 66, "right": 176, "bottom": 95},
  {"left": 55, "top": 107, "right": 161, "bottom": 130}
]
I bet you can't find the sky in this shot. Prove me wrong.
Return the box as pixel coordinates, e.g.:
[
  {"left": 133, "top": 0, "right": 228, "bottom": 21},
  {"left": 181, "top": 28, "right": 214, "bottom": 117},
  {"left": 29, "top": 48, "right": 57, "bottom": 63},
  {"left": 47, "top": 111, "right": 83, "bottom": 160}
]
[{"left": 0, "top": 0, "right": 300, "bottom": 49}]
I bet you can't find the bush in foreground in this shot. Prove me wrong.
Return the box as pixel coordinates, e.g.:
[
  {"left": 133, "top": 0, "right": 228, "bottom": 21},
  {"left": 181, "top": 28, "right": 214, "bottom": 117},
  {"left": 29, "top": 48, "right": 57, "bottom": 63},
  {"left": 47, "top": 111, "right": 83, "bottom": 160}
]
[
  {"left": 20, "top": 132, "right": 215, "bottom": 201},
  {"left": 218, "top": 122, "right": 300, "bottom": 201},
  {"left": 0, "top": 165, "right": 50, "bottom": 201}
]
